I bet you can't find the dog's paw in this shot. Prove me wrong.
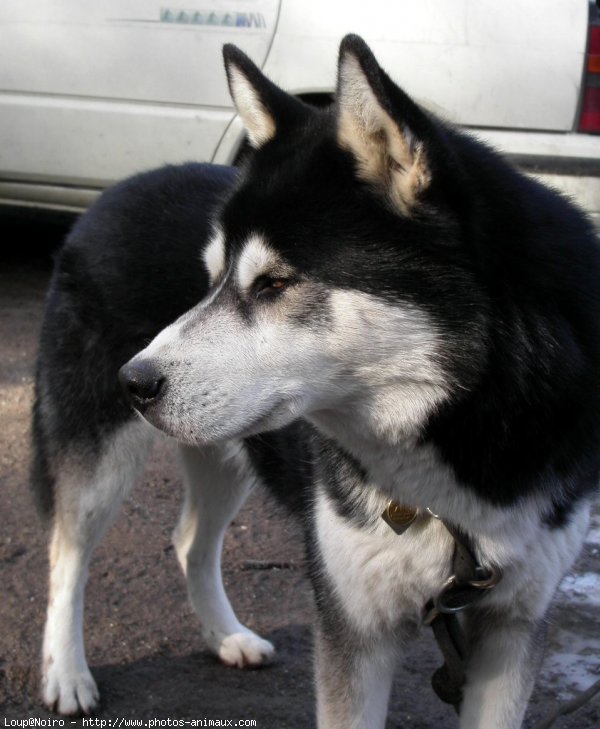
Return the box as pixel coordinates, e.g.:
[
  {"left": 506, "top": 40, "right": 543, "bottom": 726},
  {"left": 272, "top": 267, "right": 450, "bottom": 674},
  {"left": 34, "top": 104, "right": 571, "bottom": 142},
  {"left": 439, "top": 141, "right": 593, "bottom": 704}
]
[
  {"left": 42, "top": 663, "right": 99, "bottom": 715},
  {"left": 218, "top": 631, "right": 275, "bottom": 668}
]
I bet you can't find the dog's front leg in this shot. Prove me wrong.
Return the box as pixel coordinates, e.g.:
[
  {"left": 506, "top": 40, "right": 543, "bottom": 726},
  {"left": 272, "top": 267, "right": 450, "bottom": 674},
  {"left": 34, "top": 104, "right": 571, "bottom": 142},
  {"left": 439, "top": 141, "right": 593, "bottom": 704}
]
[
  {"left": 314, "top": 620, "right": 398, "bottom": 729},
  {"left": 459, "top": 607, "right": 546, "bottom": 729},
  {"left": 174, "top": 442, "right": 274, "bottom": 668}
]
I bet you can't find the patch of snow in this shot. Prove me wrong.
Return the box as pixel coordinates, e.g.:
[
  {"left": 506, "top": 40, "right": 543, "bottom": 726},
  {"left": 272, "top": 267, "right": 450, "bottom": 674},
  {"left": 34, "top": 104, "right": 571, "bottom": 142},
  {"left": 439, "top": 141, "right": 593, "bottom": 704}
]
[
  {"left": 540, "top": 629, "right": 600, "bottom": 699},
  {"left": 585, "top": 524, "right": 600, "bottom": 547},
  {"left": 557, "top": 572, "right": 600, "bottom": 607},
  {"left": 539, "top": 504, "right": 600, "bottom": 701}
]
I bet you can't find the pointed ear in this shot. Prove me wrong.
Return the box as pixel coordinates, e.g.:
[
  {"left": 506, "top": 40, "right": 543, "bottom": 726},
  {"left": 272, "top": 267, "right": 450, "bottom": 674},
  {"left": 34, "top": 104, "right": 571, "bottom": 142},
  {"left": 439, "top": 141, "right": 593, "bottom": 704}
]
[
  {"left": 223, "top": 44, "right": 310, "bottom": 149},
  {"left": 336, "top": 35, "right": 433, "bottom": 215}
]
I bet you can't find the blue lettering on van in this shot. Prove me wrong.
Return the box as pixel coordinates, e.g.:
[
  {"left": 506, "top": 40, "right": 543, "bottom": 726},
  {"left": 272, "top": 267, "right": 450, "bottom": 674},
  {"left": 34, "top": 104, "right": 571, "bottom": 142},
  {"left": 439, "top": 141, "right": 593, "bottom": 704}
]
[{"left": 160, "top": 8, "right": 266, "bottom": 28}]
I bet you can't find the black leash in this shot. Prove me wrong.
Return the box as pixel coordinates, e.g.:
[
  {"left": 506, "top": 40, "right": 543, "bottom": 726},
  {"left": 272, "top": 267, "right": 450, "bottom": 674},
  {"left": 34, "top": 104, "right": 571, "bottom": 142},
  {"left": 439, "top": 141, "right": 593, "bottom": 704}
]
[
  {"left": 529, "top": 677, "right": 600, "bottom": 729},
  {"left": 427, "top": 611, "right": 467, "bottom": 709},
  {"left": 382, "top": 502, "right": 501, "bottom": 712},
  {"left": 424, "top": 519, "right": 501, "bottom": 712}
]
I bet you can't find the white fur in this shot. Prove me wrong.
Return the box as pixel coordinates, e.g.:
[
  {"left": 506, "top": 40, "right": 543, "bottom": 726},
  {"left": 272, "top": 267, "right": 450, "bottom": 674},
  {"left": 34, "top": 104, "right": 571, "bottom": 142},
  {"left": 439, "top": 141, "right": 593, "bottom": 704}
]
[
  {"left": 315, "top": 486, "right": 453, "bottom": 635},
  {"left": 228, "top": 65, "right": 276, "bottom": 148},
  {"left": 310, "top": 419, "right": 592, "bottom": 729},
  {"left": 147, "top": 267, "right": 232, "bottom": 358},
  {"left": 202, "top": 227, "right": 226, "bottom": 282},
  {"left": 337, "top": 52, "right": 430, "bottom": 214},
  {"left": 218, "top": 632, "right": 274, "bottom": 668},
  {"left": 42, "top": 420, "right": 154, "bottom": 714},
  {"left": 460, "top": 619, "right": 543, "bottom": 729},
  {"left": 314, "top": 420, "right": 590, "bottom": 608},
  {"left": 135, "top": 281, "right": 447, "bottom": 449},
  {"left": 312, "top": 458, "right": 591, "bottom": 729},
  {"left": 235, "top": 234, "right": 281, "bottom": 292},
  {"left": 312, "top": 402, "right": 592, "bottom": 616},
  {"left": 338, "top": 53, "right": 386, "bottom": 139},
  {"left": 43, "top": 533, "right": 100, "bottom": 715},
  {"left": 174, "top": 442, "right": 274, "bottom": 666},
  {"left": 325, "top": 289, "right": 448, "bottom": 438},
  {"left": 315, "top": 627, "right": 398, "bottom": 729},
  {"left": 43, "top": 423, "right": 272, "bottom": 714}
]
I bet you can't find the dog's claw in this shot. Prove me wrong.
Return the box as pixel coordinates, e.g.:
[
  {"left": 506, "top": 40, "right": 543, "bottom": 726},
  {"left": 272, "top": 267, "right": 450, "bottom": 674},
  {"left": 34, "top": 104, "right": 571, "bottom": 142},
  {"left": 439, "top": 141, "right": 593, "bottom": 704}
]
[{"left": 218, "top": 631, "right": 275, "bottom": 668}]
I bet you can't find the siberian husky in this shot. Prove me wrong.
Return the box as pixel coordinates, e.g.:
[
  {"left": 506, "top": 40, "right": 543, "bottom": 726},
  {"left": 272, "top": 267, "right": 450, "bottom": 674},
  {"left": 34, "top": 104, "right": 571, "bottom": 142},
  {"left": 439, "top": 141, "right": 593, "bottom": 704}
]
[{"left": 33, "top": 36, "right": 600, "bottom": 729}]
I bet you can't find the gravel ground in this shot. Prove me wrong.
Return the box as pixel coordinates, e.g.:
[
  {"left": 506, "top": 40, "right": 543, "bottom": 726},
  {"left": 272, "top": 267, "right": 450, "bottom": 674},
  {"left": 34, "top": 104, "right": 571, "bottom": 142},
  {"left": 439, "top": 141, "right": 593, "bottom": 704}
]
[{"left": 0, "top": 212, "right": 598, "bottom": 728}]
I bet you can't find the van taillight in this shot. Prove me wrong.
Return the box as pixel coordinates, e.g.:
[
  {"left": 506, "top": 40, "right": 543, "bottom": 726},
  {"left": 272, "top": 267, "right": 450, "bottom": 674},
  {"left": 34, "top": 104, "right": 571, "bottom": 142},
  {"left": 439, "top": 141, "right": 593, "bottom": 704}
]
[{"left": 580, "top": 14, "right": 600, "bottom": 132}]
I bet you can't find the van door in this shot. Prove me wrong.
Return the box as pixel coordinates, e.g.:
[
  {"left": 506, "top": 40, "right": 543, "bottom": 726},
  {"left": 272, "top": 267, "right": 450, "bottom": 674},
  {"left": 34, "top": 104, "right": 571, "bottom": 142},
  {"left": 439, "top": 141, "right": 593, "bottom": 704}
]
[{"left": 0, "top": 1, "right": 280, "bottom": 191}]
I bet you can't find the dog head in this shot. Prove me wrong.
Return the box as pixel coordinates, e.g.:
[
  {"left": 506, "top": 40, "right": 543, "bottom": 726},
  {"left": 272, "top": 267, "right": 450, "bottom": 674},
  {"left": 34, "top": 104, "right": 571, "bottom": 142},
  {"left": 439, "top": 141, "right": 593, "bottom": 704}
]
[{"left": 121, "top": 36, "right": 488, "bottom": 446}]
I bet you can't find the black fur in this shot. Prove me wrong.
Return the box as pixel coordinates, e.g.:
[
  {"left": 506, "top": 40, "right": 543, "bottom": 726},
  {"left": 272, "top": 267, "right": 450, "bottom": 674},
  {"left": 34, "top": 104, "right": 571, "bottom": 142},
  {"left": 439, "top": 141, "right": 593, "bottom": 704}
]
[
  {"left": 31, "top": 163, "right": 237, "bottom": 516},
  {"left": 34, "top": 49, "right": 600, "bottom": 530},
  {"left": 218, "top": 40, "right": 600, "bottom": 522}
]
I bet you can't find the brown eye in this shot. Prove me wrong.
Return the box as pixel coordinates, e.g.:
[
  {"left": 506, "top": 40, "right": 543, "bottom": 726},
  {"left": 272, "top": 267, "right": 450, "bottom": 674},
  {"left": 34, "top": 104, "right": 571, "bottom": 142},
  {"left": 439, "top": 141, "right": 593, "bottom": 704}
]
[{"left": 255, "top": 276, "right": 289, "bottom": 299}]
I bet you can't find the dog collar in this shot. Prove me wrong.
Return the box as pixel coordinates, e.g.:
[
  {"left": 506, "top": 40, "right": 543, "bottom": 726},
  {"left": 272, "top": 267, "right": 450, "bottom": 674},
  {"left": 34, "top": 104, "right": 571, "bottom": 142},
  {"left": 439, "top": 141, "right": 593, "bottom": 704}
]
[
  {"left": 381, "top": 499, "right": 501, "bottom": 612},
  {"left": 382, "top": 499, "right": 502, "bottom": 709}
]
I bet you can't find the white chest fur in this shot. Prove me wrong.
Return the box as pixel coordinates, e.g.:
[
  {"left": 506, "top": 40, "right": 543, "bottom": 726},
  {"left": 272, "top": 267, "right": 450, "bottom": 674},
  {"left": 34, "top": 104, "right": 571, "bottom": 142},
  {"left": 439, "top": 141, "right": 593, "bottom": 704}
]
[
  {"left": 312, "top": 433, "right": 592, "bottom": 633},
  {"left": 314, "top": 485, "right": 454, "bottom": 635}
]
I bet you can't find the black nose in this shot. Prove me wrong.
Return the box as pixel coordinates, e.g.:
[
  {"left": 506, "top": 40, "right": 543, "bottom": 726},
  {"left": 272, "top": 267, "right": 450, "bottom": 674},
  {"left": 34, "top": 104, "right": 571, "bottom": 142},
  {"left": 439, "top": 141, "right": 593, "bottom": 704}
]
[{"left": 118, "top": 359, "right": 165, "bottom": 411}]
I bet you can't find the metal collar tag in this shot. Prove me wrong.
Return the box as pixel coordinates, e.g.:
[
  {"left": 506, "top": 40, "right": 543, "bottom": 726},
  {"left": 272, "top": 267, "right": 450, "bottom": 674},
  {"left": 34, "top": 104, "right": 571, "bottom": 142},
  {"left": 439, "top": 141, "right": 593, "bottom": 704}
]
[{"left": 381, "top": 500, "right": 419, "bottom": 535}]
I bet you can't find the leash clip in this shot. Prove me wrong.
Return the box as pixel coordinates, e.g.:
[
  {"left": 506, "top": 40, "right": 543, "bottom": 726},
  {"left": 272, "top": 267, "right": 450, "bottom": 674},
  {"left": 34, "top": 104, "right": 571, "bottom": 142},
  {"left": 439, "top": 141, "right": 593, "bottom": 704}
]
[{"left": 423, "top": 565, "right": 502, "bottom": 626}]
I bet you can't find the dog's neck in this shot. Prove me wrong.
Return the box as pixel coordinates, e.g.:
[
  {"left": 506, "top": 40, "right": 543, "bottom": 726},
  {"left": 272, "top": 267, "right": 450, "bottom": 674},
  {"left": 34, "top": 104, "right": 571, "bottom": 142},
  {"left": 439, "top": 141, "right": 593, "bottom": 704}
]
[
  {"left": 307, "top": 395, "right": 522, "bottom": 549},
  {"left": 309, "top": 390, "right": 449, "bottom": 506}
]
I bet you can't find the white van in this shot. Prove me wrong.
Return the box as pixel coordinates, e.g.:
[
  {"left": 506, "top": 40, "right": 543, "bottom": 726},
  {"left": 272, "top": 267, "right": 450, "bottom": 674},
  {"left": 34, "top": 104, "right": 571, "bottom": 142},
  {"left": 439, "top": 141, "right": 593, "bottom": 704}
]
[{"left": 0, "top": 1, "right": 598, "bottom": 225}]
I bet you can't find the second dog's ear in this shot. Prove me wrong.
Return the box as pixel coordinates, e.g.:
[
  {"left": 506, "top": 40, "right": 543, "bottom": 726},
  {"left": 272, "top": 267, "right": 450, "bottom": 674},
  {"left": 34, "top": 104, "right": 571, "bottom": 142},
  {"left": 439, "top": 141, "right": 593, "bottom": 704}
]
[
  {"left": 223, "top": 44, "right": 309, "bottom": 149},
  {"left": 336, "top": 35, "right": 434, "bottom": 215}
]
